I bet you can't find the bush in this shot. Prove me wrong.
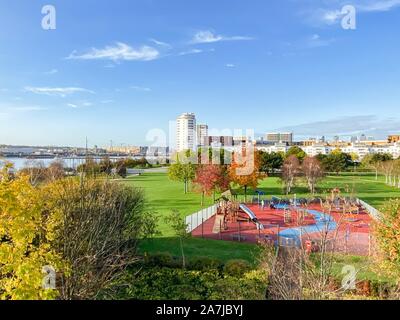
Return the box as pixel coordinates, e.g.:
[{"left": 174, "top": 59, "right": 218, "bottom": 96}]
[
  {"left": 187, "top": 256, "right": 223, "bottom": 271},
  {"left": 121, "top": 267, "right": 266, "bottom": 300},
  {"left": 223, "top": 259, "right": 252, "bottom": 277},
  {"left": 144, "top": 252, "right": 181, "bottom": 268}
]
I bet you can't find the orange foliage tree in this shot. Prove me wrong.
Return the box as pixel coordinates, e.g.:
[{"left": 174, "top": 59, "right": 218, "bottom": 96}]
[
  {"left": 193, "top": 164, "right": 230, "bottom": 206},
  {"left": 228, "top": 148, "right": 265, "bottom": 202}
]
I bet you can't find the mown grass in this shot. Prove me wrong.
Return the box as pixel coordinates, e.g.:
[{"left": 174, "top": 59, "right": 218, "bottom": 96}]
[{"left": 123, "top": 171, "right": 400, "bottom": 279}]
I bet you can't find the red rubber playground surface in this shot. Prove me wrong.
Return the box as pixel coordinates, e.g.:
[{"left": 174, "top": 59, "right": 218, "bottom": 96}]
[{"left": 191, "top": 203, "right": 374, "bottom": 255}]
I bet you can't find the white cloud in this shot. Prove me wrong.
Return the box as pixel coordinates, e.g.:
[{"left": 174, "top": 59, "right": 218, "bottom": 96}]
[
  {"left": 44, "top": 69, "right": 58, "bottom": 75},
  {"left": 25, "top": 86, "right": 94, "bottom": 98},
  {"left": 67, "top": 42, "right": 160, "bottom": 62},
  {"left": 131, "top": 86, "right": 151, "bottom": 92},
  {"left": 191, "top": 30, "right": 253, "bottom": 44},
  {"left": 101, "top": 100, "right": 114, "bottom": 104},
  {"left": 179, "top": 48, "right": 215, "bottom": 56},
  {"left": 307, "top": 34, "right": 335, "bottom": 47},
  {"left": 311, "top": 0, "right": 400, "bottom": 26},
  {"left": 66, "top": 101, "right": 93, "bottom": 108},
  {"left": 225, "top": 63, "right": 236, "bottom": 68},
  {"left": 149, "top": 38, "right": 172, "bottom": 48},
  {"left": 359, "top": 0, "right": 400, "bottom": 12}
]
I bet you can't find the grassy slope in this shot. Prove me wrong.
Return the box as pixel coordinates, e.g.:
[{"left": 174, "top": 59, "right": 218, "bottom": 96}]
[{"left": 124, "top": 172, "right": 400, "bottom": 269}]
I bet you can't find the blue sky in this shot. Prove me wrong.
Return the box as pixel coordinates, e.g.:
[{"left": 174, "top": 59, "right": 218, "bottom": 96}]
[{"left": 1, "top": 0, "right": 400, "bottom": 147}]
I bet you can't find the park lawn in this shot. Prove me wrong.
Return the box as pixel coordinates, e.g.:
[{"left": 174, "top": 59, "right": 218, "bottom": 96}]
[
  {"left": 124, "top": 172, "right": 400, "bottom": 265},
  {"left": 241, "top": 174, "right": 400, "bottom": 209}
]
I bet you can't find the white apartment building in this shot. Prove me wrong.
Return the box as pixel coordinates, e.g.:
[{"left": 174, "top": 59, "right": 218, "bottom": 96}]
[
  {"left": 302, "top": 144, "right": 331, "bottom": 157},
  {"left": 176, "top": 113, "right": 196, "bottom": 152},
  {"left": 196, "top": 124, "right": 208, "bottom": 147},
  {"left": 255, "top": 142, "right": 400, "bottom": 160}
]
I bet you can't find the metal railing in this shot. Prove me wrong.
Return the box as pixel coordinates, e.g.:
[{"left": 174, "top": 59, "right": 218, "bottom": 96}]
[
  {"left": 358, "top": 198, "right": 381, "bottom": 221},
  {"left": 186, "top": 204, "right": 218, "bottom": 233}
]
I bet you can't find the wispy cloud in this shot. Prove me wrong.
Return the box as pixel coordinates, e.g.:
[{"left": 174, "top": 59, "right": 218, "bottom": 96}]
[
  {"left": 149, "top": 38, "right": 172, "bottom": 48},
  {"left": 67, "top": 42, "right": 160, "bottom": 62},
  {"left": 307, "top": 34, "right": 335, "bottom": 47},
  {"left": 0, "top": 103, "right": 47, "bottom": 113},
  {"left": 100, "top": 99, "right": 114, "bottom": 104},
  {"left": 178, "top": 48, "right": 215, "bottom": 56},
  {"left": 309, "top": 0, "right": 400, "bottom": 25},
  {"left": 191, "top": 30, "right": 254, "bottom": 44},
  {"left": 131, "top": 85, "right": 151, "bottom": 92},
  {"left": 276, "top": 115, "right": 400, "bottom": 139},
  {"left": 225, "top": 63, "right": 236, "bottom": 68},
  {"left": 25, "top": 86, "right": 94, "bottom": 98},
  {"left": 44, "top": 69, "right": 58, "bottom": 75},
  {"left": 66, "top": 101, "right": 93, "bottom": 108}
]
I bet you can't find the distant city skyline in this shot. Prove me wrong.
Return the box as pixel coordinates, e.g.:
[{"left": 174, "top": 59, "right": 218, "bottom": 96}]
[{"left": 1, "top": 1, "right": 400, "bottom": 147}]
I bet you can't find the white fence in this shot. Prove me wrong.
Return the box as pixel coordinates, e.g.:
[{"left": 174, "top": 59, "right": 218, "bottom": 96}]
[
  {"left": 358, "top": 198, "right": 381, "bottom": 221},
  {"left": 186, "top": 204, "right": 218, "bottom": 233}
]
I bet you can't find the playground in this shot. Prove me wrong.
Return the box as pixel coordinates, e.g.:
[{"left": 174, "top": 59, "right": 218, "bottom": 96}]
[{"left": 191, "top": 192, "right": 375, "bottom": 256}]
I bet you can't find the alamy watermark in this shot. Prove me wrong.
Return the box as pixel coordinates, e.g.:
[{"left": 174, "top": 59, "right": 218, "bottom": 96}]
[
  {"left": 341, "top": 5, "right": 356, "bottom": 30},
  {"left": 42, "top": 5, "right": 56, "bottom": 30}
]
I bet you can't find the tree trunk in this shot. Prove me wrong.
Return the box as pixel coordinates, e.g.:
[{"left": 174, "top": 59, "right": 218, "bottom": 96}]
[
  {"left": 180, "top": 237, "right": 186, "bottom": 269},
  {"left": 201, "top": 191, "right": 204, "bottom": 207},
  {"left": 244, "top": 186, "right": 247, "bottom": 203}
]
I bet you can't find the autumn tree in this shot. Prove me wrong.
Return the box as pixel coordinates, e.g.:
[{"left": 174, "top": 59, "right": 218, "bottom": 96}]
[
  {"left": 168, "top": 151, "right": 196, "bottom": 194},
  {"left": 282, "top": 155, "right": 300, "bottom": 194},
  {"left": 374, "top": 199, "right": 400, "bottom": 278},
  {"left": 229, "top": 148, "right": 264, "bottom": 202},
  {"left": 193, "top": 164, "right": 230, "bottom": 206},
  {"left": 0, "top": 166, "right": 65, "bottom": 300},
  {"left": 302, "top": 156, "right": 324, "bottom": 194}
]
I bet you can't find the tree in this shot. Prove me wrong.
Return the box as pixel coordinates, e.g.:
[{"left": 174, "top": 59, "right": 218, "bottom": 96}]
[
  {"left": 0, "top": 166, "right": 65, "bottom": 300},
  {"left": 193, "top": 164, "right": 230, "bottom": 206},
  {"left": 362, "top": 153, "right": 393, "bottom": 180},
  {"left": 286, "top": 146, "right": 306, "bottom": 162},
  {"left": 46, "top": 160, "right": 65, "bottom": 182},
  {"left": 282, "top": 155, "right": 300, "bottom": 194},
  {"left": 99, "top": 156, "right": 113, "bottom": 175},
  {"left": 44, "top": 178, "right": 147, "bottom": 299},
  {"left": 320, "top": 150, "right": 352, "bottom": 175},
  {"left": 258, "top": 151, "right": 284, "bottom": 173},
  {"left": 164, "top": 210, "right": 190, "bottom": 268},
  {"left": 302, "top": 156, "right": 324, "bottom": 194},
  {"left": 168, "top": 152, "right": 196, "bottom": 194},
  {"left": 229, "top": 148, "right": 264, "bottom": 202},
  {"left": 374, "top": 199, "right": 400, "bottom": 278}
]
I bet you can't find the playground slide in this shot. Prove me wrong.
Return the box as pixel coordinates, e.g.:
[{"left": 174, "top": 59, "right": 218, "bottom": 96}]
[{"left": 239, "top": 204, "right": 265, "bottom": 230}]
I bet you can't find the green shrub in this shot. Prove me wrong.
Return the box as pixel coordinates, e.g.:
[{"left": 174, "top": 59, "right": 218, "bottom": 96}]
[
  {"left": 144, "top": 252, "right": 174, "bottom": 267},
  {"left": 188, "top": 256, "right": 223, "bottom": 271},
  {"left": 121, "top": 267, "right": 266, "bottom": 300},
  {"left": 223, "top": 259, "right": 251, "bottom": 277}
]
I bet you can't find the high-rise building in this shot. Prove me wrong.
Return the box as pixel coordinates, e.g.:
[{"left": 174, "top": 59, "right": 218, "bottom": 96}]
[
  {"left": 265, "top": 132, "right": 293, "bottom": 144},
  {"left": 176, "top": 113, "right": 196, "bottom": 152},
  {"left": 196, "top": 124, "right": 208, "bottom": 147},
  {"left": 388, "top": 135, "right": 400, "bottom": 143}
]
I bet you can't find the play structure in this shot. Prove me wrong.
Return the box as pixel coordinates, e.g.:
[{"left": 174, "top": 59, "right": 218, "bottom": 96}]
[{"left": 193, "top": 191, "right": 374, "bottom": 255}]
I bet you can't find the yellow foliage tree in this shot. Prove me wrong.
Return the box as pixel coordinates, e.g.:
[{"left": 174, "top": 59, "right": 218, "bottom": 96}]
[
  {"left": 229, "top": 148, "right": 265, "bottom": 202},
  {"left": 0, "top": 167, "right": 66, "bottom": 300}
]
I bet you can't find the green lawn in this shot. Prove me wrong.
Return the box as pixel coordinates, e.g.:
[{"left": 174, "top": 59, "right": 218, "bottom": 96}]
[{"left": 123, "top": 172, "right": 400, "bottom": 267}]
